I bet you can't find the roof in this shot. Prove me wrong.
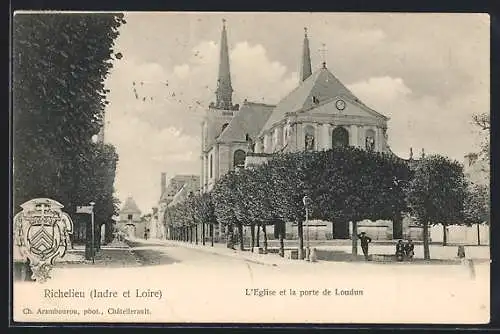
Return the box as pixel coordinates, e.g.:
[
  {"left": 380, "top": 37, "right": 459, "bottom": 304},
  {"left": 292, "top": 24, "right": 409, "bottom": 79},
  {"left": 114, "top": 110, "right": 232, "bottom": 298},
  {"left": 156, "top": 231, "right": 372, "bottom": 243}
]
[
  {"left": 167, "top": 180, "right": 200, "bottom": 207},
  {"left": 159, "top": 174, "right": 200, "bottom": 203},
  {"left": 120, "top": 197, "right": 141, "bottom": 214},
  {"left": 259, "top": 66, "right": 367, "bottom": 135},
  {"left": 217, "top": 101, "right": 275, "bottom": 143}
]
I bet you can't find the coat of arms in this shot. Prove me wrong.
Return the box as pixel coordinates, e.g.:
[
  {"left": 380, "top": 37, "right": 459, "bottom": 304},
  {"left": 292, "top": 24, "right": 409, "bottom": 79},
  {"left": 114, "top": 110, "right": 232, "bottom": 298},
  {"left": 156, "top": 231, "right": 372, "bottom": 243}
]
[{"left": 13, "top": 198, "right": 74, "bottom": 283}]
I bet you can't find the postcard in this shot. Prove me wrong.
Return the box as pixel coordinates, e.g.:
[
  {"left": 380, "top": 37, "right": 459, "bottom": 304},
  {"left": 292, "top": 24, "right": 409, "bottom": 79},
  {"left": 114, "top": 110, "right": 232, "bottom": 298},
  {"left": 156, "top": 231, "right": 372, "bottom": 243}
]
[{"left": 11, "top": 11, "right": 490, "bottom": 324}]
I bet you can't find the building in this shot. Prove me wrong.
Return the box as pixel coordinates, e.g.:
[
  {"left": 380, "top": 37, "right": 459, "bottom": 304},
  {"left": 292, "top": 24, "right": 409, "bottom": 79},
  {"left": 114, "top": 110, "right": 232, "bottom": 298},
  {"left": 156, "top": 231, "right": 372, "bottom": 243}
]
[
  {"left": 157, "top": 173, "right": 200, "bottom": 239},
  {"left": 199, "top": 21, "right": 411, "bottom": 240},
  {"left": 201, "top": 23, "right": 395, "bottom": 195},
  {"left": 116, "top": 196, "right": 145, "bottom": 238}
]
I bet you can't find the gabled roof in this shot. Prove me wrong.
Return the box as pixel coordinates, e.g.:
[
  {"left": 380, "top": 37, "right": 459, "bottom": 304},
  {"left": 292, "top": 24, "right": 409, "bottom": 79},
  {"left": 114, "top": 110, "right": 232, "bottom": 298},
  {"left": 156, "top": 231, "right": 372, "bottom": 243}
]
[
  {"left": 120, "top": 196, "right": 141, "bottom": 214},
  {"left": 217, "top": 101, "right": 275, "bottom": 143},
  {"left": 259, "top": 66, "right": 366, "bottom": 135},
  {"left": 167, "top": 180, "right": 200, "bottom": 207},
  {"left": 159, "top": 175, "right": 200, "bottom": 203}
]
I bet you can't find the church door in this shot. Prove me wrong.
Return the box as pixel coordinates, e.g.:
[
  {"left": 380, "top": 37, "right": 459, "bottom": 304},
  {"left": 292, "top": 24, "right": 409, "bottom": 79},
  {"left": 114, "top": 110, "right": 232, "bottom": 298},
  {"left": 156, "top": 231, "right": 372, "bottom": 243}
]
[{"left": 332, "top": 127, "right": 349, "bottom": 148}]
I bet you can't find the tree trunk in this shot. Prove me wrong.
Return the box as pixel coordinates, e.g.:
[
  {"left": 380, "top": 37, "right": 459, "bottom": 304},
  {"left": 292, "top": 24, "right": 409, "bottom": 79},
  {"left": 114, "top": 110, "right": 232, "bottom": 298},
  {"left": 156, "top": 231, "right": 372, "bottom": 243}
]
[
  {"left": 202, "top": 222, "right": 205, "bottom": 246},
  {"left": 262, "top": 224, "right": 268, "bottom": 253},
  {"left": 210, "top": 224, "right": 214, "bottom": 247},
  {"left": 423, "top": 221, "right": 430, "bottom": 260},
  {"left": 477, "top": 223, "right": 481, "bottom": 246},
  {"left": 256, "top": 224, "right": 260, "bottom": 247},
  {"left": 393, "top": 211, "right": 403, "bottom": 240},
  {"left": 238, "top": 224, "right": 244, "bottom": 251},
  {"left": 278, "top": 222, "right": 285, "bottom": 257},
  {"left": 298, "top": 219, "right": 304, "bottom": 260},
  {"left": 442, "top": 224, "right": 447, "bottom": 246},
  {"left": 226, "top": 224, "right": 233, "bottom": 249},
  {"left": 351, "top": 221, "right": 358, "bottom": 256},
  {"left": 195, "top": 225, "right": 199, "bottom": 245},
  {"left": 250, "top": 223, "right": 255, "bottom": 252}
]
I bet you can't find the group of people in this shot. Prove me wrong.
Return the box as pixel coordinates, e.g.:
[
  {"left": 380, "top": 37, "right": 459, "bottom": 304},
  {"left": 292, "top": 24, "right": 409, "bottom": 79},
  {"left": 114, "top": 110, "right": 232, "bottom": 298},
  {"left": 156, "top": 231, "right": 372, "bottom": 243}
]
[
  {"left": 356, "top": 231, "right": 415, "bottom": 261},
  {"left": 396, "top": 238, "right": 414, "bottom": 261}
]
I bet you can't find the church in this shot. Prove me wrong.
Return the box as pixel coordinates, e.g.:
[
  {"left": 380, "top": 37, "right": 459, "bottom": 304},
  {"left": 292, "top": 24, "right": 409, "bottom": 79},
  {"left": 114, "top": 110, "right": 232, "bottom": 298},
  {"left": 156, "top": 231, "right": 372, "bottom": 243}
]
[
  {"left": 200, "top": 20, "right": 411, "bottom": 240},
  {"left": 201, "top": 21, "right": 393, "bottom": 191}
]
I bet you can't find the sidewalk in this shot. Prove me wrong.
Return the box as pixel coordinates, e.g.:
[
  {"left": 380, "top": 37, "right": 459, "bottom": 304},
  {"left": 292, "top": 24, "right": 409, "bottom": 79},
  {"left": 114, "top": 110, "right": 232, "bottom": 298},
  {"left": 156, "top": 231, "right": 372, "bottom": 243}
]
[
  {"left": 315, "top": 244, "right": 490, "bottom": 261},
  {"left": 126, "top": 238, "right": 292, "bottom": 267},
  {"left": 58, "top": 240, "right": 136, "bottom": 267}
]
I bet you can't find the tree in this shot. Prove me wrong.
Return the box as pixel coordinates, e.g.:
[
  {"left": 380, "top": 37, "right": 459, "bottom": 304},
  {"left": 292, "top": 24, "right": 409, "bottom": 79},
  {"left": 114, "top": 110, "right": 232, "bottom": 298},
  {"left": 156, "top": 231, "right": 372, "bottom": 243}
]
[
  {"left": 197, "top": 192, "right": 217, "bottom": 247},
  {"left": 464, "top": 183, "right": 490, "bottom": 245},
  {"left": 266, "top": 152, "right": 315, "bottom": 258},
  {"left": 212, "top": 172, "right": 240, "bottom": 249},
  {"left": 406, "top": 155, "right": 467, "bottom": 259},
  {"left": 13, "top": 14, "right": 125, "bottom": 250},
  {"left": 472, "top": 112, "right": 490, "bottom": 173},
  {"left": 308, "top": 148, "right": 410, "bottom": 256},
  {"left": 246, "top": 163, "right": 280, "bottom": 254}
]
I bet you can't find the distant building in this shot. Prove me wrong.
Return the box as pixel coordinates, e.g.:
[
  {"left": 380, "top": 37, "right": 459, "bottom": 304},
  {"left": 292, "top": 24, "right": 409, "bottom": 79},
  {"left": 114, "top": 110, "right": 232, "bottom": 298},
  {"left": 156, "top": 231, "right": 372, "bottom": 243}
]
[
  {"left": 156, "top": 173, "right": 200, "bottom": 239},
  {"left": 117, "top": 196, "right": 145, "bottom": 239}
]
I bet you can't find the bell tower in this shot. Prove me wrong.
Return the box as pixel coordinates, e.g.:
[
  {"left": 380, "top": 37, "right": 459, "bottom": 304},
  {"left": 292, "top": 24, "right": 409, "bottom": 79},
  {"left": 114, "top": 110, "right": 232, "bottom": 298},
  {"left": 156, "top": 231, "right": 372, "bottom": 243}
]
[{"left": 201, "top": 19, "right": 239, "bottom": 192}]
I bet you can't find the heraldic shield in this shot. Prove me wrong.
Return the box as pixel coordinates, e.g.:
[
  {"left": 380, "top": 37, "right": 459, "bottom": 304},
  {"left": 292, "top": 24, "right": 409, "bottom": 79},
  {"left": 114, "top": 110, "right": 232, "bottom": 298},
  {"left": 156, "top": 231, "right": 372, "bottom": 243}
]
[{"left": 13, "top": 198, "right": 74, "bottom": 283}]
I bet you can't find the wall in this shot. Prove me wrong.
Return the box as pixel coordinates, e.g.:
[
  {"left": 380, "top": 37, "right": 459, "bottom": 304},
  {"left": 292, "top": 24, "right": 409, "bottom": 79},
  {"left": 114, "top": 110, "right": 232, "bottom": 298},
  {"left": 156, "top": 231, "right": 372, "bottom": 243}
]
[{"left": 430, "top": 224, "right": 490, "bottom": 245}]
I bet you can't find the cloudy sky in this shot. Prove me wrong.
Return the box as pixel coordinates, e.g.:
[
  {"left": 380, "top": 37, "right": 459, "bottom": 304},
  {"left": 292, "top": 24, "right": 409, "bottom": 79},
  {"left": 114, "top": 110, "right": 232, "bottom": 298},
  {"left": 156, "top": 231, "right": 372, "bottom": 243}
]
[{"left": 104, "top": 12, "right": 489, "bottom": 213}]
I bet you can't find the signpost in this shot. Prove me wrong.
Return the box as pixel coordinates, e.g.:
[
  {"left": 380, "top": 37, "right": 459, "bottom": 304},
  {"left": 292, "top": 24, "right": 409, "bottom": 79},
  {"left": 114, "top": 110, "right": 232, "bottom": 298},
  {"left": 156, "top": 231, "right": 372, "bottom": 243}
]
[{"left": 76, "top": 202, "right": 96, "bottom": 264}]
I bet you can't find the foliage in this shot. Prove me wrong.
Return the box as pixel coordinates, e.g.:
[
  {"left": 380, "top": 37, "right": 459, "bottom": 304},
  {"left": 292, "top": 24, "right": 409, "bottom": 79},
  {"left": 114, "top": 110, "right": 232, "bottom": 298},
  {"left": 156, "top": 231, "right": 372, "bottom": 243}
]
[
  {"left": 211, "top": 172, "right": 240, "bottom": 227},
  {"left": 310, "top": 148, "right": 410, "bottom": 223},
  {"left": 464, "top": 183, "right": 490, "bottom": 225},
  {"left": 405, "top": 155, "right": 467, "bottom": 224},
  {"left": 472, "top": 112, "right": 490, "bottom": 168},
  {"left": 12, "top": 13, "right": 125, "bottom": 241}
]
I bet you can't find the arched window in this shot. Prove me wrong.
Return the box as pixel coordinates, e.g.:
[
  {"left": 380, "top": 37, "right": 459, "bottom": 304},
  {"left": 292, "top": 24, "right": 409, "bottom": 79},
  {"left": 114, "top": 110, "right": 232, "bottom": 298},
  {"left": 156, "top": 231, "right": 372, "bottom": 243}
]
[
  {"left": 233, "top": 150, "right": 246, "bottom": 169},
  {"left": 365, "top": 129, "right": 376, "bottom": 152},
  {"left": 332, "top": 127, "right": 349, "bottom": 148},
  {"left": 304, "top": 125, "right": 315, "bottom": 151},
  {"left": 209, "top": 154, "right": 213, "bottom": 179}
]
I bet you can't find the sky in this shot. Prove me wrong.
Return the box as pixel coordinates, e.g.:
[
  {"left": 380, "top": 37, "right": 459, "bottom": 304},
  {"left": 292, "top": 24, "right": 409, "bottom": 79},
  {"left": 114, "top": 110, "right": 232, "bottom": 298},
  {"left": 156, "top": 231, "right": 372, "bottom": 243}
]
[{"left": 103, "top": 12, "right": 490, "bottom": 213}]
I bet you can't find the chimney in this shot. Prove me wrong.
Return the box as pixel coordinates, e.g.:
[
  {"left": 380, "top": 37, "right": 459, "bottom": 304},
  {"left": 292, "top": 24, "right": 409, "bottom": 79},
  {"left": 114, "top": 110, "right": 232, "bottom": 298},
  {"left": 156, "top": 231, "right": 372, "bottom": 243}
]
[{"left": 161, "top": 173, "right": 167, "bottom": 197}]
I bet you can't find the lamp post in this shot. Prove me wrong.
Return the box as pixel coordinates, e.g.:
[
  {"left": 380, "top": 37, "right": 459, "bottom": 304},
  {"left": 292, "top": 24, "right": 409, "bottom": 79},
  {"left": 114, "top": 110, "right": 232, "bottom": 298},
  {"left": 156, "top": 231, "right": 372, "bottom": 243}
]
[
  {"left": 303, "top": 196, "right": 311, "bottom": 261},
  {"left": 90, "top": 202, "right": 95, "bottom": 264}
]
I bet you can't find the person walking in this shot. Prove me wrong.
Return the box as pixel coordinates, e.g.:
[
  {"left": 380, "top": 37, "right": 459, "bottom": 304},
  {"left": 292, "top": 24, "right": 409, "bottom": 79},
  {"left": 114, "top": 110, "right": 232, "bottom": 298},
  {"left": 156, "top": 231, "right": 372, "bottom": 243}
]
[{"left": 357, "top": 231, "right": 372, "bottom": 260}]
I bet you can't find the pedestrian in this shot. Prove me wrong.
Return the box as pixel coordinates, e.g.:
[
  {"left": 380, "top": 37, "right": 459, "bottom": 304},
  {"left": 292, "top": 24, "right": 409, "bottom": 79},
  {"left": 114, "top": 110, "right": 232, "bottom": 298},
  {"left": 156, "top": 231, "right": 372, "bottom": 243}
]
[
  {"left": 396, "top": 240, "right": 405, "bottom": 261},
  {"left": 357, "top": 231, "right": 372, "bottom": 260},
  {"left": 405, "top": 238, "right": 415, "bottom": 260}
]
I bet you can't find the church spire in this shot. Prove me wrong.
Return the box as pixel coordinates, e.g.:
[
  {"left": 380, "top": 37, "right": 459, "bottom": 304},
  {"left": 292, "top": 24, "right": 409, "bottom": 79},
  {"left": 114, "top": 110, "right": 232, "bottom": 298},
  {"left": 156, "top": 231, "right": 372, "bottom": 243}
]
[
  {"left": 300, "top": 27, "right": 312, "bottom": 82},
  {"left": 215, "top": 18, "right": 233, "bottom": 109}
]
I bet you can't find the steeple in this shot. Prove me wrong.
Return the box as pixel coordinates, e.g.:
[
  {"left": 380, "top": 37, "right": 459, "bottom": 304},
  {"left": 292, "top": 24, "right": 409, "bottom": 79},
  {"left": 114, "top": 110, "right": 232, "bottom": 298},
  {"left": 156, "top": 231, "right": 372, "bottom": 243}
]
[
  {"left": 215, "top": 18, "right": 234, "bottom": 110},
  {"left": 300, "top": 27, "right": 312, "bottom": 82}
]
